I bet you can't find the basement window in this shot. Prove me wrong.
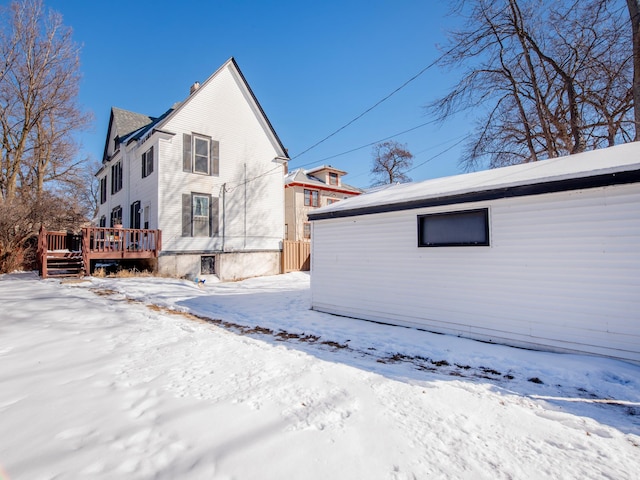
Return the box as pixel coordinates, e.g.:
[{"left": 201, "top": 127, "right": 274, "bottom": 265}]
[
  {"left": 201, "top": 255, "right": 215, "bottom": 275},
  {"left": 418, "top": 208, "right": 489, "bottom": 247}
]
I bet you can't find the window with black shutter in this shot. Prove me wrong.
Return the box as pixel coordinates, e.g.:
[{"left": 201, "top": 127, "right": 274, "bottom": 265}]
[
  {"left": 111, "top": 161, "right": 122, "bottom": 194},
  {"left": 100, "top": 176, "right": 108, "bottom": 204},
  {"left": 181, "top": 192, "right": 219, "bottom": 237},
  {"left": 142, "top": 146, "right": 154, "bottom": 178},
  {"left": 182, "top": 133, "right": 219, "bottom": 176}
]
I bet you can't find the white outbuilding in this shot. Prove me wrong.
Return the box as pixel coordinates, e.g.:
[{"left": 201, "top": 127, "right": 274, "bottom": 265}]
[{"left": 308, "top": 142, "right": 640, "bottom": 363}]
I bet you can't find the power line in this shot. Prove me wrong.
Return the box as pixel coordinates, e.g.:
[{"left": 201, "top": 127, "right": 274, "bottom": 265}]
[
  {"left": 292, "top": 118, "right": 440, "bottom": 170},
  {"left": 290, "top": 54, "right": 446, "bottom": 160},
  {"left": 406, "top": 136, "right": 467, "bottom": 173}
]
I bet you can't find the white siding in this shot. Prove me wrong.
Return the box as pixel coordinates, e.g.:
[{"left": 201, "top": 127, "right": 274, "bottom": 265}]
[
  {"left": 128, "top": 140, "right": 159, "bottom": 228},
  {"left": 158, "top": 64, "right": 284, "bottom": 254},
  {"left": 311, "top": 183, "right": 640, "bottom": 363}
]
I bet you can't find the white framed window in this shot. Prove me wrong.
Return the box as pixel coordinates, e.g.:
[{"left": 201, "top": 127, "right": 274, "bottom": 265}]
[
  {"left": 194, "top": 136, "right": 210, "bottom": 174},
  {"left": 183, "top": 133, "right": 219, "bottom": 176},
  {"left": 303, "top": 222, "right": 311, "bottom": 239},
  {"left": 182, "top": 192, "right": 219, "bottom": 237},
  {"left": 193, "top": 195, "right": 210, "bottom": 237}
]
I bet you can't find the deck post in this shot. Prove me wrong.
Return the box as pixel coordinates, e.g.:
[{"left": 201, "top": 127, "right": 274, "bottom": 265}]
[
  {"left": 38, "top": 226, "right": 47, "bottom": 279},
  {"left": 81, "top": 227, "right": 90, "bottom": 276}
]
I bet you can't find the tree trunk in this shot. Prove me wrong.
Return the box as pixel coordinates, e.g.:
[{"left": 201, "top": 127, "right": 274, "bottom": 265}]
[{"left": 628, "top": 0, "right": 640, "bottom": 141}]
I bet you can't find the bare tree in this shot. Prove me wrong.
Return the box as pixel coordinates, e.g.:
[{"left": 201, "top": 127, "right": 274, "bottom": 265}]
[
  {"left": 0, "top": 0, "right": 90, "bottom": 201},
  {"left": 370, "top": 141, "right": 414, "bottom": 185},
  {"left": 0, "top": 0, "right": 91, "bottom": 272},
  {"left": 628, "top": 0, "right": 640, "bottom": 139},
  {"left": 430, "top": 0, "right": 633, "bottom": 170}
]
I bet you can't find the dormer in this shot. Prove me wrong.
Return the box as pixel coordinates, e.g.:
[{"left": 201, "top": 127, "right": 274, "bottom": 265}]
[
  {"left": 102, "top": 107, "right": 153, "bottom": 163},
  {"left": 305, "top": 165, "right": 347, "bottom": 186}
]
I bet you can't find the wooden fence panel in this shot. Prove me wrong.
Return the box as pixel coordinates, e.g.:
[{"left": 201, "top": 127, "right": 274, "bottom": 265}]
[{"left": 282, "top": 240, "right": 311, "bottom": 272}]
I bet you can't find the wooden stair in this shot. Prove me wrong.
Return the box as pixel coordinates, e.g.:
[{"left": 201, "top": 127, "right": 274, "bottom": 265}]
[
  {"left": 44, "top": 254, "right": 84, "bottom": 278},
  {"left": 38, "top": 227, "right": 161, "bottom": 279}
]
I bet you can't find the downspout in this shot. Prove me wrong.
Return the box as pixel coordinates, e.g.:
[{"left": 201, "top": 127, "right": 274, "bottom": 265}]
[
  {"left": 221, "top": 183, "right": 226, "bottom": 251},
  {"left": 292, "top": 186, "right": 296, "bottom": 241},
  {"left": 244, "top": 163, "right": 247, "bottom": 249}
]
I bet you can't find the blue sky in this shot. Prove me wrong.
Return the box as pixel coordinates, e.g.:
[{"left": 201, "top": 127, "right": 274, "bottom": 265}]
[{"left": 46, "top": 0, "right": 467, "bottom": 188}]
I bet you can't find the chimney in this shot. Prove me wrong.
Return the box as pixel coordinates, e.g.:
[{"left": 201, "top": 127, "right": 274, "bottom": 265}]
[{"left": 190, "top": 81, "right": 200, "bottom": 94}]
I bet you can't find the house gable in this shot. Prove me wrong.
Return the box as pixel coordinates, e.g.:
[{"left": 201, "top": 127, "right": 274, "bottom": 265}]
[
  {"left": 102, "top": 107, "right": 153, "bottom": 162},
  {"left": 152, "top": 58, "right": 288, "bottom": 160}
]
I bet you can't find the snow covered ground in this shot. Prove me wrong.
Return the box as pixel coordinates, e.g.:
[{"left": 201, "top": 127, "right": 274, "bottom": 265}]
[{"left": 1, "top": 271, "right": 639, "bottom": 479}]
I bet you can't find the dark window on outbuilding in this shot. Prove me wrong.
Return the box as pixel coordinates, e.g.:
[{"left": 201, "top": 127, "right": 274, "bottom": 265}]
[{"left": 418, "top": 208, "right": 489, "bottom": 247}]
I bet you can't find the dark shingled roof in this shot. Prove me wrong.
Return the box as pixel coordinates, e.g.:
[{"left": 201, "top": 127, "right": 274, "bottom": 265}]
[{"left": 111, "top": 107, "right": 153, "bottom": 139}]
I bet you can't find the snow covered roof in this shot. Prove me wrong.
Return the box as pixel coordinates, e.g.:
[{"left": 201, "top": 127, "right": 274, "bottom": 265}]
[
  {"left": 305, "top": 164, "right": 347, "bottom": 176},
  {"left": 284, "top": 167, "right": 362, "bottom": 194},
  {"left": 309, "top": 142, "right": 640, "bottom": 220}
]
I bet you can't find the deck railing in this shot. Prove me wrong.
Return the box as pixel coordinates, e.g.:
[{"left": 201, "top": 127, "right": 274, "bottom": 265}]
[
  {"left": 38, "top": 226, "right": 162, "bottom": 278},
  {"left": 82, "top": 227, "right": 161, "bottom": 254}
]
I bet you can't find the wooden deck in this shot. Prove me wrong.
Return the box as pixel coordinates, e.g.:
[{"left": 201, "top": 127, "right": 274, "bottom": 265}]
[{"left": 38, "top": 226, "right": 162, "bottom": 278}]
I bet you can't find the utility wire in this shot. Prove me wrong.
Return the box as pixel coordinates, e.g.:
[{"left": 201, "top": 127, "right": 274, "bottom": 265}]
[
  {"left": 292, "top": 118, "right": 440, "bottom": 170},
  {"left": 290, "top": 53, "right": 447, "bottom": 160},
  {"left": 406, "top": 136, "right": 467, "bottom": 173}
]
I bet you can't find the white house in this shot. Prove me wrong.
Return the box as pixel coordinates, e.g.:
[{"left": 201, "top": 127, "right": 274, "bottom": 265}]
[
  {"left": 308, "top": 142, "right": 640, "bottom": 363},
  {"left": 95, "top": 58, "right": 289, "bottom": 281}
]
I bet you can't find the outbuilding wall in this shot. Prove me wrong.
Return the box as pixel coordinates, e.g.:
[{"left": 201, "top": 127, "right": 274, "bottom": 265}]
[{"left": 311, "top": 182, "right": 640, "bottom": 363}]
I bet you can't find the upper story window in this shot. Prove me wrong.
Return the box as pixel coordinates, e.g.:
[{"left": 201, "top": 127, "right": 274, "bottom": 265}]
[
  {"left": 418, "top": 208, "right": 490, "bottom": 247},
  {"left": 183, "top": 133, "right": 219, "bottom": 176},
  {"left": 194, "top": 137, "right": 209, "bottom": 174},
  {"left": 326, "top": 198, "right": 338, "bottom": 205},
  {"left": 329, "top": 172, "right": 338, "bottom": 185},
  {"left": 304, "top": 189, "right": 319, "bottom": 207},
  {"left": 111, "top": 161, "right": 122, "bottom": 194},
  {"left": 100, "top": 176, "right": 108, "bottom": 204},
  {"left": 142, "top": 146, "right": 154, "bottom": 178}
]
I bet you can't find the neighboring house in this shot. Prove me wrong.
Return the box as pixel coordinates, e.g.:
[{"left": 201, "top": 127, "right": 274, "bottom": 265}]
[
  {"left": 95, "top": 58, "right": 289, "bottom": 281},
  {"left": 308, "top": 142, "right": 640, "bottom": 364},
  {"left": 284, "top": 165, "right": 362, "bottom": 241}
]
